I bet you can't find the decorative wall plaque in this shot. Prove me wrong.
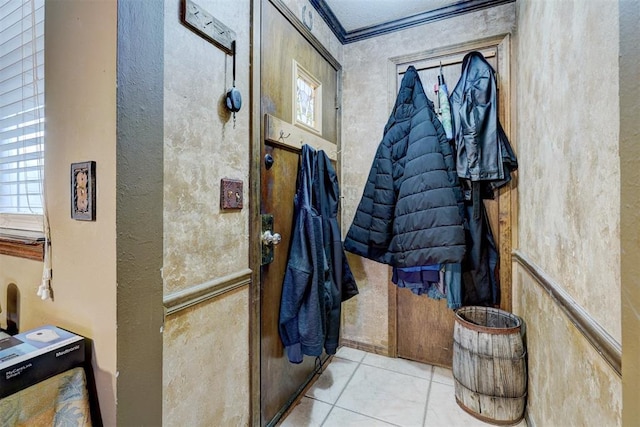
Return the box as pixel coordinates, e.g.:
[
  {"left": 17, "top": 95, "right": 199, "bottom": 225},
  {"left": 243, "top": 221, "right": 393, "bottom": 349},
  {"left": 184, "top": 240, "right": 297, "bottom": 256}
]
[{"left": 71, "top": 161, "right": 96, "bottom": 221}]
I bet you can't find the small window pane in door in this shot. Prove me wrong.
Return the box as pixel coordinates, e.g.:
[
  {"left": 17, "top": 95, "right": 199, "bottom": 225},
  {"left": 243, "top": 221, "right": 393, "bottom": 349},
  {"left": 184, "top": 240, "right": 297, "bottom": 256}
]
[
  {"left": 296, "top": 77, "right": 314, "bottom": 126},
  {"left": 293, "top": 61, "right": 322, "bottom": 133}
]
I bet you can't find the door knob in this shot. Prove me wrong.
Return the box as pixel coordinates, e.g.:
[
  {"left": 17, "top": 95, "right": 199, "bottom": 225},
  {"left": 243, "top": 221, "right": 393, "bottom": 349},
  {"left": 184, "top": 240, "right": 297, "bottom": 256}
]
[
  {"left": 262, "top": 230, "right": 282, "bottom": 246},
  {"left": 264, "top": 153, "right": 275, "bottom": 170}
]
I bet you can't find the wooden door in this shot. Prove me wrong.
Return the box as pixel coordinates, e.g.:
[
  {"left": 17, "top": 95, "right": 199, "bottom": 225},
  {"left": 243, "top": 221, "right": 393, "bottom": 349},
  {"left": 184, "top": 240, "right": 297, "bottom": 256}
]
[
  {"left": 391, "top": 37, "right": 513, "bottom": 368},
  {"left": 259, "top": 1, "right": 341, "bottom": 425}
]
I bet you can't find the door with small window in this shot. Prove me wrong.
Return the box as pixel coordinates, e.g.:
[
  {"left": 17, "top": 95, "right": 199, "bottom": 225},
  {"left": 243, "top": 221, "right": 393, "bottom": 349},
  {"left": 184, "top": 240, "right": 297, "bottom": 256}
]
[{"left": 258, "top": 0, "right": 342, "bottom": 425}]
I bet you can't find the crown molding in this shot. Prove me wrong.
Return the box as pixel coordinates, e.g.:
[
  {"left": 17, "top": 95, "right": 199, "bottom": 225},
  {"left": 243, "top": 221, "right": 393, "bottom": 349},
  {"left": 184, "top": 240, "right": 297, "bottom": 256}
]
[{"left": 309, "top": 0, "right": 515, "bottom": 44}]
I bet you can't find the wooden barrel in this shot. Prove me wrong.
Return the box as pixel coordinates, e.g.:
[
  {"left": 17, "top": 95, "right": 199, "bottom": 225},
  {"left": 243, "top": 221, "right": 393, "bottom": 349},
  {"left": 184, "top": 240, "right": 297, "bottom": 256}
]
[{"left": 453, "top": 306, "right": 527, "bottom": 425}]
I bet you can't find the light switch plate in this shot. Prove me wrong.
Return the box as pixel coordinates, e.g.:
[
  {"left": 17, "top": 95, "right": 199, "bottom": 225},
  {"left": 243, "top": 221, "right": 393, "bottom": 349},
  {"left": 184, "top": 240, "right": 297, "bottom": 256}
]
[
  {"left": 221, "top": 178, "right": 243, "bottom": 210},
  {"left": 181, "top": 0, "right": 236, "bottom": 54}
]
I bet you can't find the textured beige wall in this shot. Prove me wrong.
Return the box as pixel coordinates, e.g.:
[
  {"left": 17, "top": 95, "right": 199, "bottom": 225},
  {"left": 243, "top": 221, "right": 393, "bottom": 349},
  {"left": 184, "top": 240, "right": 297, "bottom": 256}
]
[
  {"left": 515, "top": 0, "right": 620, "bottom": 340},
  {"left": 620, "top": 1, "right": 640, "bottom": 424},
  {"left": 514, "top": 0, "right": 621, "bottom": 425},
  {"left": 340, "top": 4, "right": 516, "bottom": 351},
  {"left": 513, "top": 267, "right": 621, "bottom": 426},
  {"left": 163, "top": 0, "right": 250, "bottom": 294},
  {"left": 163, "top": 288, "right": 249, "bottom": 426},
  {"left": 44, "top": 1, "right": 118, "bottom": 425},
  {"left": 162, "top": 0, "right": 251, "bottom": 424}
]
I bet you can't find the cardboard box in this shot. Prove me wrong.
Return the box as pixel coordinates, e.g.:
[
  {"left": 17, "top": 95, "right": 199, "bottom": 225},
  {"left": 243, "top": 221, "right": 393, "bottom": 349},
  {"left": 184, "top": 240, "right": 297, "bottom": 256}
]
[{"left": 0, "top": 325, "right": 85, "bottom": 398}]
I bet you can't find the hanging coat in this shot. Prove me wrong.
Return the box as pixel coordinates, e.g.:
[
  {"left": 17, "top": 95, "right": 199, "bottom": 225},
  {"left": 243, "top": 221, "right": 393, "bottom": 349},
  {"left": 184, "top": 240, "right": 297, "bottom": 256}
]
[
  {"left": 449, "top": 52, "right": 517, "bottom": 307},
  {"left": 344, "top": 66, "right": 466, "bottom": 268},
  {"left": 279, "top": 145, "right": 357, "bottom": 364},
  {"left": 449, "top": 51, "right": 518, "bottom": 191}
]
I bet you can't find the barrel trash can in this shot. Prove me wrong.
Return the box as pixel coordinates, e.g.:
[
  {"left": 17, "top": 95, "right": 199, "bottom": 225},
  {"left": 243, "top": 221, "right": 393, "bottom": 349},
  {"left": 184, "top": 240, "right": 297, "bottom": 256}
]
[{"left": 453, "top": 306, "right": 527, "bottom": 425}]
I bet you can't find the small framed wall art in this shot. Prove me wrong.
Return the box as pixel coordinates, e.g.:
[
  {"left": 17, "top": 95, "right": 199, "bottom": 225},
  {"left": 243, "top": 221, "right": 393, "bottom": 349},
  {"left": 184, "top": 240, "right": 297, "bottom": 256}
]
[{"left": 71, "top": 161, "right": 96, "bottom": 221}]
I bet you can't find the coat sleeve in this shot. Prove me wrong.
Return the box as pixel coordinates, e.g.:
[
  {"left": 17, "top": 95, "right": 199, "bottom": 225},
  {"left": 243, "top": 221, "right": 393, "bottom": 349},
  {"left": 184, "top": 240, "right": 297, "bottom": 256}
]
[
  {"left": 278, "top": 211, "right": 312, "bottom": 364},
  {"left": 432, "top": 112, "right": 465, "bottom": 221},
  {"left": 344, "top": 140, "right": 395, "bottom": 263},
  {"left": 368, "top": 141, "right": 395, "bottom": 248}
]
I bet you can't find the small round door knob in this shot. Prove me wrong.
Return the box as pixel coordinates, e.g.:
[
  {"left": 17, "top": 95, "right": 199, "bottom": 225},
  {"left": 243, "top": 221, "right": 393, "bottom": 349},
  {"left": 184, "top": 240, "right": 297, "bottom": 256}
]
[{"left": 265, "top": 154, "right": 275, "bottom": 170}]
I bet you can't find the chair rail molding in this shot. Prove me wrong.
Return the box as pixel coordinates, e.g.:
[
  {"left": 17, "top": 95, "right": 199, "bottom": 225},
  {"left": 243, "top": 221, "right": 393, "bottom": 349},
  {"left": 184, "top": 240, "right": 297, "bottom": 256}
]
[
  {"left": 163, "top": 268, "right": 252, "bottom": 315},
  {"left": 513, "top": 250, "right": 621, "bottom": 376}
]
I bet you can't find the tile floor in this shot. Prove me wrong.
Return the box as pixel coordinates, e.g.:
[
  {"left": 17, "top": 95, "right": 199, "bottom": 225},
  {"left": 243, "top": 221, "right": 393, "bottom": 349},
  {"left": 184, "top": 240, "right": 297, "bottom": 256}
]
[{"left": 279, "top": 346, "right": 527, "bottom": 427}]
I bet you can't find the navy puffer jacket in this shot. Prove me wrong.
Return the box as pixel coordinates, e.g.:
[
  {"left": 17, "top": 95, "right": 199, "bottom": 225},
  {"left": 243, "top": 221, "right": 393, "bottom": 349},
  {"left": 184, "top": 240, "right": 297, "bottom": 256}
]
[{"left": 344, "top": 66, "right": 465, "bottom": 267}]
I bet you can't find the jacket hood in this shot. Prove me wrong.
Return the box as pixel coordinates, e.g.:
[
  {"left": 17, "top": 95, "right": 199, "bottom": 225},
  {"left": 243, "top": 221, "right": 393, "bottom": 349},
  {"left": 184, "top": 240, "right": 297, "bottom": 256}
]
[
  {"left": 314, "top": 150, "right": 339, "bottom": 218},
  {"left": 385, "top": 66, "right": 435, "bottom": 133}
]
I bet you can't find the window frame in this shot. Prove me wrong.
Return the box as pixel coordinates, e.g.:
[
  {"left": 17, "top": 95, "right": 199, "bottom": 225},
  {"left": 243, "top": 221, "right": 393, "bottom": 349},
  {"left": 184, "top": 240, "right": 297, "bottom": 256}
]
[{"left": 292, "top": 60, "right": 322, "bottom": 135}]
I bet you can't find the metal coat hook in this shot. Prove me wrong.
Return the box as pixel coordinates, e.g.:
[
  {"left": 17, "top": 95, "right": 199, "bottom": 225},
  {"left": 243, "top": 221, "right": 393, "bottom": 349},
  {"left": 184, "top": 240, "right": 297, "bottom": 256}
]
[{"left": 279, "top": 130, "right": 291, "bottom": 141}]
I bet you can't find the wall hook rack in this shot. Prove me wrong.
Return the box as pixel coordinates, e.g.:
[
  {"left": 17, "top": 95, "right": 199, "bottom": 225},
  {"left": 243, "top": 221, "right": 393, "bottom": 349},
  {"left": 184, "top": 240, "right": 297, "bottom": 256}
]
[
  {"left": 265, "top": 114, "right": 338, "bottom": 161},
  {"left": 181, "top": 0, "right": 237, "bottom": 55},
  {"left": 181, "top": 0, "right": 242, "bottom": 124}
]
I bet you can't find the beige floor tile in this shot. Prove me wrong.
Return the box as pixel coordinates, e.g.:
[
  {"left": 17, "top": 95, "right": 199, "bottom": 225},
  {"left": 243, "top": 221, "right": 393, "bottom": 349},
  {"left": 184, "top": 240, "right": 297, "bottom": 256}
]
[
  {"left": 336, "top": 364, "right": 429, "bottom": 427},
  {"left": 432, "top": 366, "right": 454, "bottom": 386},
  {"left": 305, "top": 357, "right": 359, "bottom": 404},
  {"left": 362, "top": 352, "right": 433, "bottom": 380},
  {"left": 335, "top": 346, "right": 367, "bottom": 363},
  {"left": 424, "top": 381, "right": 496, "bottom": 427},
  {"left": 279, "top": 397, "right": 332, "bottom": 427},
  {"left": 280, "top": 351, "right": 525, "bottom": 427},
  {"left": 323, "top": 407, "right": 398, "bottom": 426}
]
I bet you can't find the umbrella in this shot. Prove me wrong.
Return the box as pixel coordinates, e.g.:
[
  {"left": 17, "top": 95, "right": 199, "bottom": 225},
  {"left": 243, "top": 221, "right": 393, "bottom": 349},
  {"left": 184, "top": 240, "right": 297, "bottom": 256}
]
[{"left": 437, "top": 63, "right": 454, "bottom": 140}]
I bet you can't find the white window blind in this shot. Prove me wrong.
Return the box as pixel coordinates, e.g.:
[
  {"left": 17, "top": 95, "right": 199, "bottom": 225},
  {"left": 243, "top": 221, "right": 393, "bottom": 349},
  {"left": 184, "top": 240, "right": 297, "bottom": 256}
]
[{"left": 0, "top": 0, "right": 44, "bottom": 217}]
